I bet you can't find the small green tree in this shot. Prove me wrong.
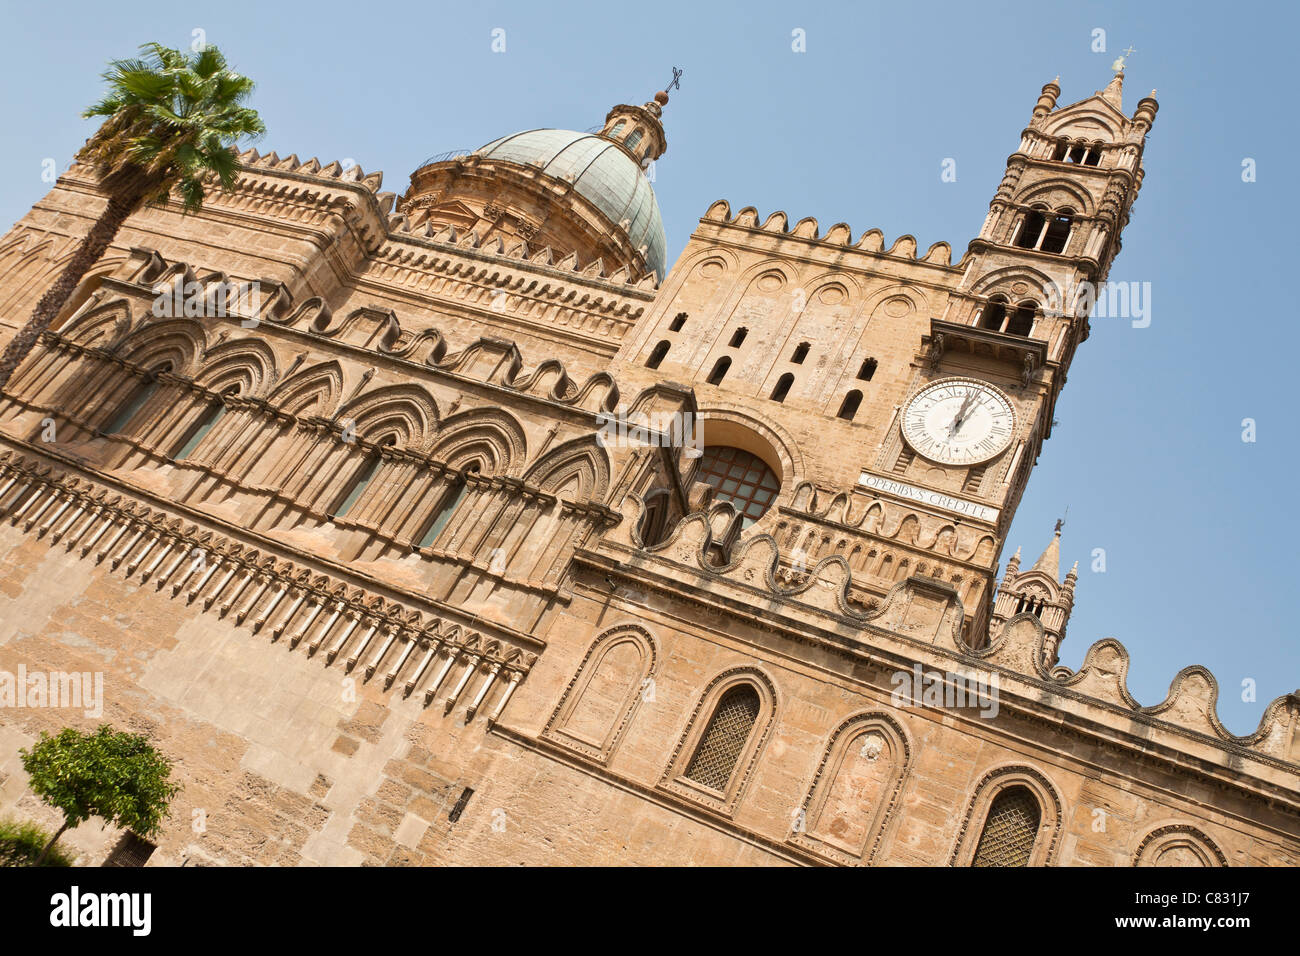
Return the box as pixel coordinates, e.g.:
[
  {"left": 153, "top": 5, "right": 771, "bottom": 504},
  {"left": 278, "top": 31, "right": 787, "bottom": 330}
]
[{"left": 19, "top": 725, "right": 180, "bottom": 865}]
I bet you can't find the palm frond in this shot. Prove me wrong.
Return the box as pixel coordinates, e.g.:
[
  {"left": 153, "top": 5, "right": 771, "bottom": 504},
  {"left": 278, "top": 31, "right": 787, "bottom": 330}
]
[{"left": 76, "top": 41, "right": 266, "bottom": 213}]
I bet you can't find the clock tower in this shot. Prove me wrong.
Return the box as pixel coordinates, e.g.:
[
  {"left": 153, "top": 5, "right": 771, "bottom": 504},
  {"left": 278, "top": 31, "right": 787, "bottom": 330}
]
[{"left": 616, "top": 69, "right": 1158, "bottom": 643}]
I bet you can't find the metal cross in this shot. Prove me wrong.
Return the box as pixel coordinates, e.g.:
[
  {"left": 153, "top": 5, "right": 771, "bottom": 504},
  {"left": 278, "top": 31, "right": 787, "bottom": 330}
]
[
  {"left": 1122, "top": 45, "right": 1137, "bottom": 57},
  {"left": 667, "top": 67, "right": 682, "bottom": 93}
]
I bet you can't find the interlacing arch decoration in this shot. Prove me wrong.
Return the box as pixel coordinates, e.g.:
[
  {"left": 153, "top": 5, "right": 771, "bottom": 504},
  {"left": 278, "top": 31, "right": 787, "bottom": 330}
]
[
  {"left": 949, "top": 765, "right": 1064, "bottom": 867},
  {"left": 192, "top": 337, "right": 279, "bottom": 399},
  {"left": 0, "top": 448, "right": 538, "bottom": 725}
]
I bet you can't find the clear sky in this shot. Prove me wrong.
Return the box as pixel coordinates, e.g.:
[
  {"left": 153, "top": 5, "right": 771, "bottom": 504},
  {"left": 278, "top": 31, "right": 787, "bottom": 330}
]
[{"left": 0, "top": 0, "right": 1295, "bottom": 733}]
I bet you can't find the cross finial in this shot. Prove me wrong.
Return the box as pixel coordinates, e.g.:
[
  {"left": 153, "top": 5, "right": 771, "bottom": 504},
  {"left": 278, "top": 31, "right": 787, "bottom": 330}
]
[{"left": 667, "top": 66, "right": 682, "bottom": 93}]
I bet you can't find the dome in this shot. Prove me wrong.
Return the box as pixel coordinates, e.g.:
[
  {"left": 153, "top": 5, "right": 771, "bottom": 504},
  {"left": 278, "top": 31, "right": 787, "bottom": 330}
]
[{"left": 475, "top": 129, "right": 667, "bottom": 280}]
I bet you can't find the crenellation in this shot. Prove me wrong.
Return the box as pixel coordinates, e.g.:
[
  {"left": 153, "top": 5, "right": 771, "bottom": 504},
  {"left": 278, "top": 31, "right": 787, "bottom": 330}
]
[{"left": 0, "top": 73, "right": 1295, "bottom": 868}]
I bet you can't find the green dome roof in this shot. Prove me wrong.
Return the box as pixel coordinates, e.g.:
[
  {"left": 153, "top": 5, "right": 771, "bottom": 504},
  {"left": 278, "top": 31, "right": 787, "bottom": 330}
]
[{"left": 476, "top": 129, "right": 667, "bottom": 280}]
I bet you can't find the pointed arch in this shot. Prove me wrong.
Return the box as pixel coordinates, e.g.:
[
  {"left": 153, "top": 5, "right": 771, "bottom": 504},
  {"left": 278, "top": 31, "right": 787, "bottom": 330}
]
[
  {"left": 661, "top": 666, "right": 779, "bottom": 815},
  {"left": 523, "top": 435, "right": 611, "bottom": 501},
  {"left": 115, "top": 319, "right": 206, "bottom": 377},
  {"left": 266, "top": 360, "right": 344, "bottom": 418},
  {"left": 55, "top": 297, "right": 134, "bottom": 347},
  {"left": 193, "top": 337, "right": 278, "bottom": 398},
  {"left": 336, "top": 383, "right": 439, "bottom": 452},
  {"left": 543, "top": 624, "right": 658, "bottom": 764},
  {"left": 428, "top": 408, "right": 526, "bottom": 475},
  {"left": 950, "top": 765, "right": 1063, "bottom": 867}
]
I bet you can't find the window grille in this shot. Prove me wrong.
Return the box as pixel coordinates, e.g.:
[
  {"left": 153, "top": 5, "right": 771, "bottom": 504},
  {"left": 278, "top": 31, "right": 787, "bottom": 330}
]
[
  {"left": 971, "top": 787, "right": 1040, "bottom": 866},
  {"left": 684, "top": 684, "right": 760, "bottom": 791},
  {"left": 694, "top": 447, "right": 779, "bottom": 528}
]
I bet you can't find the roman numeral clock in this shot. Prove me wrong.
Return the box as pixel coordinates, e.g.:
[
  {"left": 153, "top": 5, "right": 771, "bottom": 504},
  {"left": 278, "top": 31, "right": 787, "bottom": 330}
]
[{"left": 901, "top": 378, "right": 1016, "bottom": 466}]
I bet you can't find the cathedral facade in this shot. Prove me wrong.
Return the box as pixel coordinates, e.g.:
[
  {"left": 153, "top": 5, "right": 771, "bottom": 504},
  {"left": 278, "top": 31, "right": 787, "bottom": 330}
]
[{"left": 0, "top": 72, "right": 1296, "bottom": 866}]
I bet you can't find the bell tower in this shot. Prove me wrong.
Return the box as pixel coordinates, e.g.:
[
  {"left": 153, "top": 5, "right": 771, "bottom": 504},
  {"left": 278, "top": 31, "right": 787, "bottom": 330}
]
[
  {"left": 614, "top": 71, "right": 1158, "bottom": 641},
  {"left": 917, "top": 68, "right": 1160, "bottom": 537}
]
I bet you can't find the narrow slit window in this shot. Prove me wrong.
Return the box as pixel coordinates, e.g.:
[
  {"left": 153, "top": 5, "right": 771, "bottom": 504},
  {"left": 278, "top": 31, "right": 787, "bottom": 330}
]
[
  {"left": 416, "top": 464, "right": 479, "bottom": 549},
  {"left": 857, "top": 358, "right": 877, "bottom": 381},
  {"left": 331, "top": 445, "right": 388, "bottom": 520},
  {"left": 669, "top": 312, "right": 687, "bottom": 332},
  {"left": 791, "top": 342, "right": 809, "bottom": 364},
  {"left": 102, "top": 362, "right": 172, "bottom": 436},
  {"left": 728, "top": 327, "right": 747, "bottom": 348},
  {"left": 837, "top": 390, "right": 862, "bottom": 421},
  {"left": 172, "top": 387, "right": 236, "bottom": 461},
  {"left": 646, "top": 340, "right": 670, "bottom": 369},
  {"left": 707, "top": 356, "right": 731, "bottom": 386},
  {"left": 770, "top": 373, "right": 794, "bottom": 403}
]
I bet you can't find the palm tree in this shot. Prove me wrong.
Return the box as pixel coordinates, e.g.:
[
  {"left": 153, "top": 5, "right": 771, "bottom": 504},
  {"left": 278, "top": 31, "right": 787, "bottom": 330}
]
[{"left": 0, "top": 42, "right": 265, "bottom": 391}]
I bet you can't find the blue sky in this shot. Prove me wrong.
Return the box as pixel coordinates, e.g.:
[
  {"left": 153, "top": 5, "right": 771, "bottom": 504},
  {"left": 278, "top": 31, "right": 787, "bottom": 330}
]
[{"left": 1, "top": 0, "right": 1296, "bottom": 733}]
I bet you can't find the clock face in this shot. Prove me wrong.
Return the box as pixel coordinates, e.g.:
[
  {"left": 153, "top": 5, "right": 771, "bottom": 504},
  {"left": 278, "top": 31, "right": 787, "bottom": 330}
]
[{"left": 901, "top": 379, "right": 1016, "bottom": 466}]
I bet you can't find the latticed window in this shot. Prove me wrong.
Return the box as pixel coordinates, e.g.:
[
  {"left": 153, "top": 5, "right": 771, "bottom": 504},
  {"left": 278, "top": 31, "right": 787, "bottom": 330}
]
[
  {"left": 694, "top": 446, "right": 780, "bottom": 529},
  {"left": 971, "top": 786, "right": 1041, "bottom": 866},
  {"left": 684, "top": 684, "right": 760, "bottom": 791}
]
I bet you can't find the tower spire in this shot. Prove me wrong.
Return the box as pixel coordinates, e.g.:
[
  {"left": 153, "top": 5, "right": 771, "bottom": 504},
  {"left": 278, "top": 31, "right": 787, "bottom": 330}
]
[
  {"left": 1099, "top": 70, "right": 1125, "bottom": 110},
  {"left": 1030, "top": 526, "right": 1062, "bottom": 579}
]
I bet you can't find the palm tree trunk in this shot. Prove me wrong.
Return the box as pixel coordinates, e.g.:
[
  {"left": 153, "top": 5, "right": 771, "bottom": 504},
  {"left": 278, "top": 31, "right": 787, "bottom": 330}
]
[
  {"left": 34, "top": 819, "right": 71, "bottom": 866},
  {"left": 0, "top": 185, "right": 147, "bottom": 393}
]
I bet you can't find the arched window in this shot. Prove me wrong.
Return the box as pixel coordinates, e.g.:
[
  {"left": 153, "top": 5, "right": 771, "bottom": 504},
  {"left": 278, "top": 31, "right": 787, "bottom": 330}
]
[
  {"left": 694, "top": 446, "right": 780, "bottom": 528},
  {"left": 837, "top": 390, "right": 862, "bottom": 421},
  {"left": 770, "top": 373, "right": 794, "bottom": 403},
  {"left": 706, "top": 356, "right": 731, "bottom": 386},
  {"left": 971, "top": 786, "right": 1041, "bottom": 867},
  {"left": 172, "top": 387, "right": 236, "bottom": 460},
  {"left": 331, "top": 437, "right": 395, "bottom": 520},
  {"left": 624, "top": 128, "right": 643, "bottom": 151},
  {"left": 415, "top": 463, "right": 479, "bottom": 549},
  {"left": 607, "top": 120, "right": 626, "bottom": 139},
  {"left": 791, "top": 342, "right": 809, "bottom": 364},
  {"left": 646, "top": 340, "right": 670, "bottom": 369},
  {"left": 669, "top": 312, "right": 688, "bottom": 332},
  {"left": 103, "top": 362, "right": 172, "bottom": 436},
  {"left": 980, "top": 296, "right": 1009, "bottom": 331},
  {"left": 1014, "top": 208, "right": 1047, "bottom": 250},
  {"left": 728, "top": 327, "right": 747, "bottom": 348},
  {"left": 857, "top": 358, "right": 877, "bottom": 381},
  {"left": 1052, "top": 139, "right": 1070, "bottom": 162},
  {"left": 637, "top": 490, "right": 670, "bottom": 547},
  {"left": 1005, "top": 301, "right": 1037, "bottom": 337},
  {"left": 1040, "top": 210, "right": 1073, "bottom": 254},
  {"left": 684, "top": 684, "right": 761, "bottom": 791},
  {"left": 1083, "top": 143, "right": 1101, "bottom": 167}
]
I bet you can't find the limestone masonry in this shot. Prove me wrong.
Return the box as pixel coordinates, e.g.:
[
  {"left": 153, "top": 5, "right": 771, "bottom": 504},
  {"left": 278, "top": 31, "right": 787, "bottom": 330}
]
[{"left": 0, "top": 74, "right": 1296, "bottom": 866}]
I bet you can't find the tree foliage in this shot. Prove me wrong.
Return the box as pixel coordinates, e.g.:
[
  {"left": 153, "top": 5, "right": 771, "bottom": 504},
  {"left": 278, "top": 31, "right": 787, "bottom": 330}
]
[{"left": 20, "top": 725, "right": 180, "bottom": 860}]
